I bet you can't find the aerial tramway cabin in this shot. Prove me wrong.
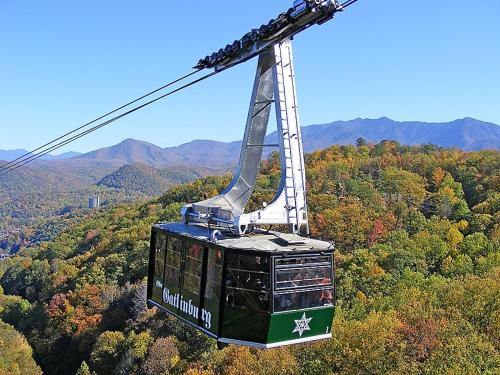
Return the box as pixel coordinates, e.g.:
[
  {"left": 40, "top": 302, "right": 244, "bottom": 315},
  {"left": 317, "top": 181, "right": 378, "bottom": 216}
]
[
  {"left": 147, "top": 0, "right": 354, "bottom": 348},
  {"left": 147, "top": 223, "right": 335, "bottom": 348}
]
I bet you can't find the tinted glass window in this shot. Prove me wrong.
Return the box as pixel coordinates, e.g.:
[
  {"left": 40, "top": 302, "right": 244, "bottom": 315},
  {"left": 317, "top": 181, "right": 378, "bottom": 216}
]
[
  {"left": 205, "top": 248, "right": 223, "bottom": 302},
  {"left": 183, "top": 241, "right": 203, "bottom": 295},
  {"left": 151, "top": 232, "right": 167, "bottom": 303},
  {"left": 275, "top": 265, "right": 332, "bottom": 290},
  {"left": 203, "top": 248, "right": 224, "bottom": 334},
  {"left": 154, "top": 232, "right": 167, "bottom": 281},
  {"left": 275, "top": 255, "right": 331, "bottom": 266},
  {"left": 273, "top": 255, "right": 334, "bottom": 312},
  {"left": 222, "top": 253, "right": 271, "bottom": 343},
  {"left": 165, "top": 236, "right": 182, "bottom": 289},
  {"left": 225, "top": 255, "right": 270, "bottom": 313},
  {"left": 274, "top": 288, "right": 333, "bottom": 311}
]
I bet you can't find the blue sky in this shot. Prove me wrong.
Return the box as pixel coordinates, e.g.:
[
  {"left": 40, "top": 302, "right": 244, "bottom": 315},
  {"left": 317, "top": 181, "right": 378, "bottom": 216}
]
[{"left": 0, "top": 0, "right": 499, "bottom": 153}]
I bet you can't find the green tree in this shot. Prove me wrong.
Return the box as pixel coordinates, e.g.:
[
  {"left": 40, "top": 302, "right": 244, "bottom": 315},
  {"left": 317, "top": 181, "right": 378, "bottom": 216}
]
[
  {"left": 322, "top": 312, "right": 410, "bottom": 374},
  {"left": 116, "top": 331, "right": 153, "bottom": 374},
  {"left": 89, "top": 331, "right": 125, "bottom": 374},
  {"left": 423, "top": 333, "right": 499, "bottom": 375},
  {"left": 378, "top": 167, "right": 427, "bottom": 208},
  {"left": 461, "top": 232, "right": 492, "bottom": 260},
  {"left": 206, "top": 346, "right": 299, "bottom": 375},
  {"left": 404, "top": 209, "right": 427, "bottom": 235},
  {"left": 76, "top": 361, "right": 93, "bottom": 375},
  {"left": 0, "top": 294, "right": 31, "bottom": 327},
  {"left": 0, "top": 320, "right": 42, "bottom": 375},
  {"left": 442, "top": 254, "right": 473, "bottom": 277},
  {"left": 356, "top": 137, "right": 367, "bottom": 147},
  {"left": 381, "top": 231, "right": 428, "bottom": 276},
  {"left": 428, "top": 172, "right": 471, "bottom": 220}
]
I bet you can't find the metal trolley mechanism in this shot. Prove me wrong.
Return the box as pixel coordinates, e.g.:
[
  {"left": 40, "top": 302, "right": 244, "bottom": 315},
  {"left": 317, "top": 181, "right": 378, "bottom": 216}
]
[{"left": 147, "top": 0, "right": 358, "bottom": 349}]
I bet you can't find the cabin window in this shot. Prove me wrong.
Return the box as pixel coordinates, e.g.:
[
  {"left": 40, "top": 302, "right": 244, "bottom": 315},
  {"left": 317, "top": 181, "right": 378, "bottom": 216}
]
[
  {"left": 154, "top": 232, "right": 167, "bottom": 281},
  {"left": 225, "top": 254, "right": 270, "bottom": 313},
  {"left": 275, "top": 264, "right": 332, "bottom": 290},
  {"left": 165, "top": 236, "right": 182, "bottom": 291},
  {"left": 273, "top": 255, "right": 334, "bottom": 312},
  {"left": 183, "top": 241, "right": 203, "bottom": 295},
  {"left": 151, "top": 231, "right": 167, "bottom": 303},
  {"left": 222, "top": 253, "right": 271, "bottom": 343},
  {"left": 205, "top": 248, "right": 224, "bottom": 302},
  {"left": 275, "top": 255, "right": 331, "bottom": 267},
  {"left": 203, "top": 248, "right": 224, "bottom": 333}
]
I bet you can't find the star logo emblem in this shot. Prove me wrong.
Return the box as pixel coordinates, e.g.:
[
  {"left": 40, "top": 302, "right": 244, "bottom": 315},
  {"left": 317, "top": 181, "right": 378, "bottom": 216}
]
[{"left": 292, "top": 312, "right": 312, "bottom": 337}]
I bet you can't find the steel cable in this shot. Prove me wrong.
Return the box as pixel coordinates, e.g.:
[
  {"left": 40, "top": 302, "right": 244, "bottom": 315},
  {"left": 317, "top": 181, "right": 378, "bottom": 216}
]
[
  {"left": 0, "top": 69, "right": 202, "bottom": 173},
  {"left": 0, "top": 69, "right": 222, "bottom": 176}
]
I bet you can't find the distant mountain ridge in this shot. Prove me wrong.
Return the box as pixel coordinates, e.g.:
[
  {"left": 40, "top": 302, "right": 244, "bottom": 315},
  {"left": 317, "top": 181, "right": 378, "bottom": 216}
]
[
  {"left": 72, "top": 117, "right": 500, "bottom": 167},
  {"left": 75, "top": 138, "right": 241, "bottom": 167},
  {"left": 1, "top": 118, "right": 498, "bottom": 168},
  {"left": 295, "top": 117, "right": 500, "bottom": 152}
]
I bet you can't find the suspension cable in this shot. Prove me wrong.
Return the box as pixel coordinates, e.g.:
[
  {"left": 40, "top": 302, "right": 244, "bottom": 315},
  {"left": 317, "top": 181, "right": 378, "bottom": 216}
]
[
  {"left": 340, "top": 0, "right": 359, "bottom": 9},
  {"left": 0, "top": 69, "right": 222, "bottom": 176},
  {"left": 0, "top": 69, "right": 202, "bottom": 172}
]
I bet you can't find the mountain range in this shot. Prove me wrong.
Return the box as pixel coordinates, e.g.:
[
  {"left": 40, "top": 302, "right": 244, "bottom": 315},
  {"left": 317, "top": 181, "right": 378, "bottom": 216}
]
[
  {"left": 1, "top": 118, "right": 498, "bottom": 167},
  {"left": 297, "top": 117, "right": 500, "bottom": 152},
  {"left": 71, "top": 117, "right": 500, "bottom": 167}
]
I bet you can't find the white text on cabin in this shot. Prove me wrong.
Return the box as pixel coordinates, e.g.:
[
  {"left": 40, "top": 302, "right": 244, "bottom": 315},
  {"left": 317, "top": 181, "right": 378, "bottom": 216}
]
[{"left": 162, "top": 288, "right": 212, "bottom": 329}]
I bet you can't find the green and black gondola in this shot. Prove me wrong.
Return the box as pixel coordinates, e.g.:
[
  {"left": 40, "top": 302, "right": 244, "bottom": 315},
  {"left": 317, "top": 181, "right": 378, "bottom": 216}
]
[{"left": 147, "top": 222, "right": 335, "bottom": 348}]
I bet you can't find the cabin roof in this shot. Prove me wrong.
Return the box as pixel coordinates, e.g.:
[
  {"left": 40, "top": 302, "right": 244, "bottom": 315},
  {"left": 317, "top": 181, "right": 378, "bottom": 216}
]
[{"left": 154, "top": 222, "right": 333, "bottom": 253}]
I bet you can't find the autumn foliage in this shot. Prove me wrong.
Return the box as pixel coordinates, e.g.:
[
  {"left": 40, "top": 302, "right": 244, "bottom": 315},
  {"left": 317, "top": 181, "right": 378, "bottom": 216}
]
[{"left": 0, "top": 141, "right": 499, "bottom": 374}]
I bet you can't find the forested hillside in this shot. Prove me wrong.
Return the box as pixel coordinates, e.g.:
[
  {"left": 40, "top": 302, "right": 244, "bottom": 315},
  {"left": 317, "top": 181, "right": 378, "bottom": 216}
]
[
  {"left": 0, "top": 162, "right": 218, "bottom": 253},
  {"left": 0, "top": 141, "right": 498, "bottom": 375},
  {"left": 97, "top": 164, "right": 209, "bottom": 195}
]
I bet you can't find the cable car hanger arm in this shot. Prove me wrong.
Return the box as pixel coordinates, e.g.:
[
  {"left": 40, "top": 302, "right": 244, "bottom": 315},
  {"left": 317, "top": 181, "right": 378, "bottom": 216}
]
[{"left": 183, "top": 0, "right": 359, "bottom": 235}]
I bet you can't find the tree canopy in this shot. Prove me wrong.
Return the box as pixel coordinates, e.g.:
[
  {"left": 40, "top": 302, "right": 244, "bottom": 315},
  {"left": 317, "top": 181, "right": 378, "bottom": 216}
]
[{"left": 0, "top": 142, "right": 498, "bottom": 375}]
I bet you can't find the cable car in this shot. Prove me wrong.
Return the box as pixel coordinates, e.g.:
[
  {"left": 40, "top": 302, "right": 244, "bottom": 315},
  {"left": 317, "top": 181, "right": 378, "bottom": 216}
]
[
  {"left": 147, "top": 0, "right": 350, "bottom": 348},
  {"left": 147, "top": 223, "right": 334, "bottom": 348}
]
